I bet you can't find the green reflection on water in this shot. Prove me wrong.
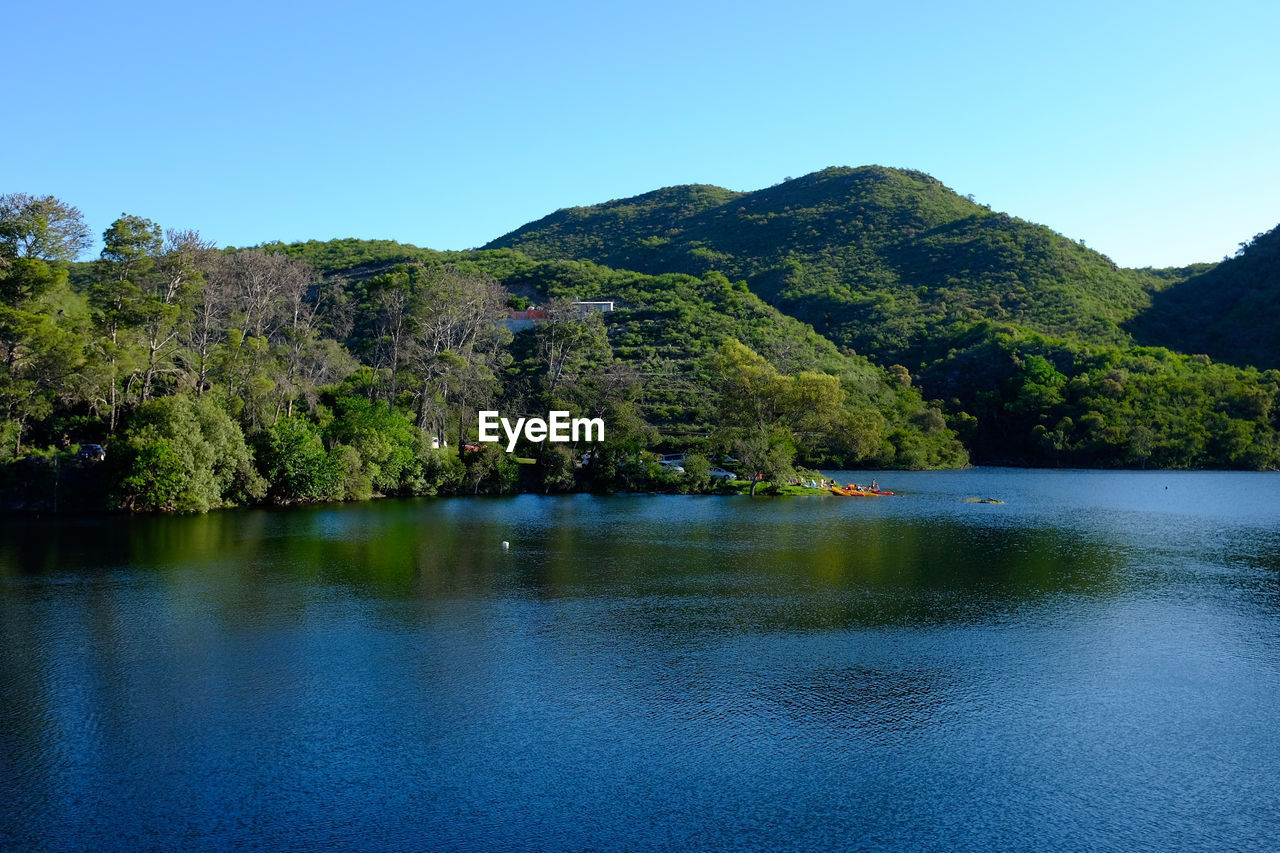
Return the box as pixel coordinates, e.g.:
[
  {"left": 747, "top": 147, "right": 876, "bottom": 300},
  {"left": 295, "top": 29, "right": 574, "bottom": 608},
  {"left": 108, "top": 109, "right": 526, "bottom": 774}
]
[{"left": 1, "top": 495, "right": 1129, "bottom": 635}]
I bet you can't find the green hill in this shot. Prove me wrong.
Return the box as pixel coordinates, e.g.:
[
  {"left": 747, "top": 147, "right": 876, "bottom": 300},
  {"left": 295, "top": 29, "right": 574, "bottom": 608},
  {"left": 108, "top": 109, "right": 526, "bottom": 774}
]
[
  {"left": 488, "top": 166, "right": 1166, "bottom": 365},
  {"left": 15, "top": 179, "right": 1280, "bottom": 482},
  {"left": 484, "top": 167, "right": 1280, "bottom": 469},
  {"left": 285, "top": 246, "right": 969, "bottom": 469},
  {"left": 1130, "top": 224, "right": 1280, "bottom": 368}
]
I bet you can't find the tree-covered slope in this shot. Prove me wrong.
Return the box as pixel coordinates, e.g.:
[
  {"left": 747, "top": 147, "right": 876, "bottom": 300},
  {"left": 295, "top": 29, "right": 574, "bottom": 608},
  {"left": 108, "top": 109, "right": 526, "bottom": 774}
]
[
  {"left": 483, "top": 169, "right": 1280, "bottom": 469},
  {"left": 15, "top": 182, "right": 1280, "bottom": 486},
  {"left": 1130, "top": 224, "right": 1280, "bottom": 368},
  {"left": 487, "top": 166, "right": 1165, "bottom": 364},
  {"left": 161, "top": 237, "right": 966, "bottom": 468},
  {"left": 313, "top": 248, "right": 969, "bottom": 468},
  {"left": 491, "top": 184, "right": 744, "bottom": 268}
]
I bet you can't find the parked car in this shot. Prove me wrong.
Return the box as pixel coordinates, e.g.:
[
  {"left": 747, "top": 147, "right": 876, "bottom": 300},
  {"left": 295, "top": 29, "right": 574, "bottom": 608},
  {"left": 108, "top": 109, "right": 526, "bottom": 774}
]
[
  {"left": 707, "top": 466, "right": 736, "bottom": 480},
  {"left": 658, "top": 460, "right": 685, "bottom": 473},
  {"left": 78, "top": 443, "right": 106, "bottom": 462}
]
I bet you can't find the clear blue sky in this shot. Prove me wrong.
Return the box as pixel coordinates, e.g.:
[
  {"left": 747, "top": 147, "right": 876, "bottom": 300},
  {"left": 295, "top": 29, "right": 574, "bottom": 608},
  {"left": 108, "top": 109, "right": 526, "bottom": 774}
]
[{"left": 7, "top": 0, "right": 1278, "bottom": 267}]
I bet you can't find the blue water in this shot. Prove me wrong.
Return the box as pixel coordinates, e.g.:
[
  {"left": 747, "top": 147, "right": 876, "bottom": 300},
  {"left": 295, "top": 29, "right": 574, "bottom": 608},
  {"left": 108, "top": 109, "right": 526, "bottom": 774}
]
[{"left": 2, "top": 469, "right": 1279, "bottom": 850}]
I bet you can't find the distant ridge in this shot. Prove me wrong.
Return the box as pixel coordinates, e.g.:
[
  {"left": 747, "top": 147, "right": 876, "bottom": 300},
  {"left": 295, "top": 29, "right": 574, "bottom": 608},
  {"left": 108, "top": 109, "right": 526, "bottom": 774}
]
[{"left": 1131, "top": 223, "right": 1280, "bottom": 369}]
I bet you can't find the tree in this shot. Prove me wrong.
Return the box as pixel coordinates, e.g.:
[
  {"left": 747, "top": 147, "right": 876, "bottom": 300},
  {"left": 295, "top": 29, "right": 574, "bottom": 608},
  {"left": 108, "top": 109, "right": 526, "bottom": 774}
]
[
  {"left": 203, "top": 249, "right": 325, "bottom": 427},
  {"left": 271, "top": 254, "right": 337, "bottom": 421},
  {"left": 184, "top": 248, "right": 234, "bottom": 397},
  {"left": 361, "top": 267, "right": 413, "bottom": 405},
  {"left": 138, "top": 229, "right": 209, "bottom": 401},
  {"left": 535, "top": 299, "right": 610, "bottom": 399},
  {"left": 230, "top": 249, "right": 310, "bottom": 340},
  {"left": 463, "top": 442, "right": 518, "bottom": 495},
  {"left": 322, "top": 394, "right": 422, "bottom": 495},
  {"left": 0, "top": 273, "right": 87, "bottom": 455},
  {"left": 0, "top": 193, "right": 91, "bottom": 262},
  {"left": 403, "top": 266, "right": 510, "bottom": 444},
  {"left": 0, "top": 196, "right": 91, "bottom": 454},
  {"left": 116, "top": 441, "right": 186, "bottom": 512},
  {"left": 115, "top": 395, "right": 264, "bottom": 512},
  {"left": 254, "top": 415, "right": 339, "bottom": 503},
  {"left": 708, "top": 339, "right": 847, "bottom": 493},
  {"left": 89, "top": 214, "right": 163, "bottom": 431}
]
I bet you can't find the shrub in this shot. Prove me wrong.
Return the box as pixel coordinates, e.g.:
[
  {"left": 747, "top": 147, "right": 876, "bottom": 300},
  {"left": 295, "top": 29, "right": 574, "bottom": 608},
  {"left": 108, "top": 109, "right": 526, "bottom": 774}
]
[
  {"left": 255, "top": 416, "right": 340, "bottom": 503},
  {"left": 115, "top": 396, "right": 264, "bottom": 513}
]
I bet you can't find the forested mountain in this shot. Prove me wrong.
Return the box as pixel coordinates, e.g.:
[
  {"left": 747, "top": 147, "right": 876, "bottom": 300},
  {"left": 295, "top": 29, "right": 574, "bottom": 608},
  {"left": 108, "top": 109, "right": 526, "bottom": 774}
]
[
  {"left": 5, "top": 169, "right": 1280, "bottom": 517},
  {"left": 1130, "top": 224, "right": 1280, "bottom": 369},
  {"left": 488, "top": 166, "right": 1165, "bottom": 365},
  {"left": 1, "top": 194, "right": 966, "bottom": 514},
  {"left": 276, "top": 242, "right": 968, "bottom": 469},
  {"left": 487, "top": 167, "right": 1280, "bottom": 470}
]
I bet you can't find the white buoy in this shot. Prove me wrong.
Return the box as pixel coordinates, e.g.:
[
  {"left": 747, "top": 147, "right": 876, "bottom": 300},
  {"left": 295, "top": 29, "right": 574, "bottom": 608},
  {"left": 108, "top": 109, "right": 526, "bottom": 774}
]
[{"left": 502, "top": 541, "right": 510, "bottom": 550}]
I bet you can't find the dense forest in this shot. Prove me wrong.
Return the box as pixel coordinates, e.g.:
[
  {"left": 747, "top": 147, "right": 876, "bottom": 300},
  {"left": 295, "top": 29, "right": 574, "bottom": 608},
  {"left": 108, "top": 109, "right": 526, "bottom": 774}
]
[
  {"left": 5, "top": 166, "right": 1279, "bottom": 514},
  {"left": 0, "top": 193, "right": 964, "bottom": 513},
  {"left": 489, "top": 167, "right": 1280, "bottom": 470},
  {"left": 1129, "top": 223, "right": 1280, "bottom": 369},
  {"left": 489, "top": 167, "right": 1157, "bottom": 362}
]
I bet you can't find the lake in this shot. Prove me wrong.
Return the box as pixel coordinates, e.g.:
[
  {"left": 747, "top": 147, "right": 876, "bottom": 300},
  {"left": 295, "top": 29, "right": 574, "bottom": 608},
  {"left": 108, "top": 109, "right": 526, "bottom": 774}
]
[{"left": 2, "top": 468, "right": 1279, "bottom": 851}]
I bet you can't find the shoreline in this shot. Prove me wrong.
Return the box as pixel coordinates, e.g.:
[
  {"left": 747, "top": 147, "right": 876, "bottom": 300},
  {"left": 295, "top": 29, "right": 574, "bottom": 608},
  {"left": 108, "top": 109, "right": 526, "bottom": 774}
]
[{"left": 3, "top": 464, "right": 1275, "bottom": 518}]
